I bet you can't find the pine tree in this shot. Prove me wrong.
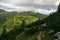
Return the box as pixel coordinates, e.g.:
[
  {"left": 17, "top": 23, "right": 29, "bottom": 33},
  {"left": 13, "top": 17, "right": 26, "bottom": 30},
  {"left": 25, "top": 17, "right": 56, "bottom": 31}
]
[{"left": 57, "top": 3, "right": 60, "bottom": 12}]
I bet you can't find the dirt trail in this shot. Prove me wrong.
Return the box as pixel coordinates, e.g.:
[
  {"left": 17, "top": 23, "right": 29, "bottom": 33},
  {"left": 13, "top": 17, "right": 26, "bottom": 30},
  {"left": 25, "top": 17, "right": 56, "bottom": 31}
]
[{"left": 37, "top": 32, "right": 42, "bottom": 40}]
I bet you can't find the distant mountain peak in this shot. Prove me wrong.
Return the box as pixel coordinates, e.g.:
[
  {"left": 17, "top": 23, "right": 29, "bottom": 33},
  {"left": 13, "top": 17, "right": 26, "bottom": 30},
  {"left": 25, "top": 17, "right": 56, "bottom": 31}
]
[{"left": 0, "top": 9, "right": 6, "bottom": 12}]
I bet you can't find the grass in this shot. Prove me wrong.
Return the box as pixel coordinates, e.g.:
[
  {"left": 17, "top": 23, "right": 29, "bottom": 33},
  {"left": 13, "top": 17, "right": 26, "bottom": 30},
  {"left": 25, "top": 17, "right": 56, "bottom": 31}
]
[{"left": 0, "top": 26, "right": 3, "bottom": 35}]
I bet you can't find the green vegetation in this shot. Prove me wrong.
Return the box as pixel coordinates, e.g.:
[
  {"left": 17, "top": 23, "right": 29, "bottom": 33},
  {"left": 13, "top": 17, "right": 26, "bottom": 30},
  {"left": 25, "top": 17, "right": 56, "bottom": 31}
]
[
  {"left": 0, "top": 3, "right": 60, "bottom": 40},
  {"left": 0, "top": 11, "right": 46, "bottom": 40},
  {"left": 42, "top": 4, "right": 60, "bottom": 40}
]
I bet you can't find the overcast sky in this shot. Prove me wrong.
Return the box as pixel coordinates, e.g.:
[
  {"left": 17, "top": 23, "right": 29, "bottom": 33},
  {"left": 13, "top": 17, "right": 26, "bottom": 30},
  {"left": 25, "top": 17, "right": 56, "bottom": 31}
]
[{"left": 0, "top": 0, "right": 60, "bottom": 14}]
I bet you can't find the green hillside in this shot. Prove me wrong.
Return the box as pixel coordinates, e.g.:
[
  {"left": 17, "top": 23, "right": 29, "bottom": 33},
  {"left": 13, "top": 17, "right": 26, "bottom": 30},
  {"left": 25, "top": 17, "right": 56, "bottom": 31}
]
[{"left": 0, "top": 11, "right": 47, "bottom": 40}]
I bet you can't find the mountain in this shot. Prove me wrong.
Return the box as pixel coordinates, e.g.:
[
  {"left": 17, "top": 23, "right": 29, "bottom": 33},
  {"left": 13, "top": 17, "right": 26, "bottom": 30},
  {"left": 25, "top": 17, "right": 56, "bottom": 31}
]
[
  {"left": 0, "top": 10, "right": 47, "bottom": 35},
  {"left": 0, "top": 3, "right": 59, "bottom": 40},
  {"left": 0, "top": 9, "right": 7, "bottom": 14},
  {"left": 0, "top": 9, "right": 6, "bottom": 12}
]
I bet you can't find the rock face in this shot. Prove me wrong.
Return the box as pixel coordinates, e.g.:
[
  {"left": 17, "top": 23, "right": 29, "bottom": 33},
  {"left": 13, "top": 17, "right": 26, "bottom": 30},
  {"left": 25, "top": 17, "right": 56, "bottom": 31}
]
[{"left": 55, "top": 32, "right": 60, "bottom": 40}]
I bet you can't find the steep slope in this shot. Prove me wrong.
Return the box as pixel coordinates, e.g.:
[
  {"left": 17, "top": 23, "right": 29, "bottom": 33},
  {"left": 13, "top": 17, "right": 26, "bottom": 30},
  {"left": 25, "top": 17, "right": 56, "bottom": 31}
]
[{"left": 0, "top": 11, "right": 47, "bottom": 36}]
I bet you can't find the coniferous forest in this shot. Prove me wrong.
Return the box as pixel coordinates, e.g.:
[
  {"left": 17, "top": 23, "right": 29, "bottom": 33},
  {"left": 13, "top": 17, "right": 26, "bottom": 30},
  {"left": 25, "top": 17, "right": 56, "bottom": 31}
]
[{"left": 0, "top": 3, "right": 60, "bottom": 40}]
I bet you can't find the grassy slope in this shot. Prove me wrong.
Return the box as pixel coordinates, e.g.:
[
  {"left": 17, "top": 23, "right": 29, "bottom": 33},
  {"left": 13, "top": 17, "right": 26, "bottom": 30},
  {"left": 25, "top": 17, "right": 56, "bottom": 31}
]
[
  {"left": 0, "top": 12, "right": 46, "bottom": 36},
  {"left": 0, "top": 12, "right": 46, "bottom": 40}
]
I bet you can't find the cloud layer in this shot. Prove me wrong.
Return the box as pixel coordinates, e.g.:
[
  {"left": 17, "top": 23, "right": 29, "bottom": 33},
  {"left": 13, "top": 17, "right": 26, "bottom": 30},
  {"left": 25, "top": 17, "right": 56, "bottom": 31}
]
[{"left": 0, "top": 0, "right": 60, "bottom": 14}]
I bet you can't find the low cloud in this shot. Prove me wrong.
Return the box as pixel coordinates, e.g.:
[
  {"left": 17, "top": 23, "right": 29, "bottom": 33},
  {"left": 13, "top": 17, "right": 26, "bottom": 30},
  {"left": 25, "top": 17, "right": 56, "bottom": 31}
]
[{"left": 0, "top": 0, "right": 60, "bottom": 14}]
